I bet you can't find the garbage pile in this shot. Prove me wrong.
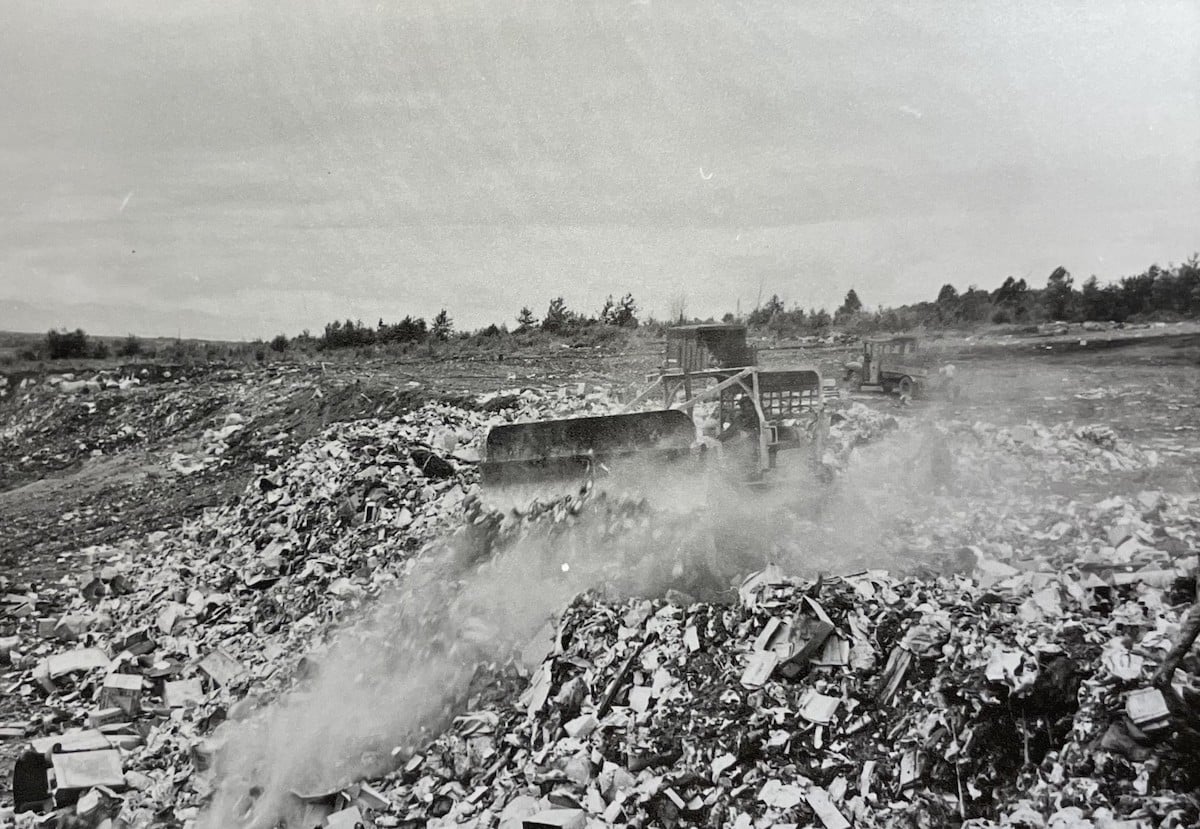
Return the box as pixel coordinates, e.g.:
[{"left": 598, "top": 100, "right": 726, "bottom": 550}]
[
  {"left": 0, "top": 366, "right": 487, "bottom": 564},
  {"left": 1, "top": 385, "right": 216, "bottom": 483},
  {"left": 0, "top": 385, "right": 658, "bottom": 818},
  {"left": 477, "top": 385, "right": 626, "bottom": 419},
  {"left": 0, "top": 366, "right": 273, "bottom": 488},
  {"left": 350, "top": 557, "right": 1200, "bottom": 829},
  {"left": 0, "top": 402, "right": 483, "bottom": 815},
  {"left": 822, "top": 402, "right": 901, "bottom": 471},
  {"left": 971, "top": 421, "right": 1158, "bottom": 475},
  {"left": 3, "top": 387, "right": 1200, "bottom": 829}
]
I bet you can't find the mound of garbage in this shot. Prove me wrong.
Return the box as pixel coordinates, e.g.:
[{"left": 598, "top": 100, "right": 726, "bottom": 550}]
[
  {"left": 0, "top": 366, "right": 229, "bottom": 486},
  {"left": 364, "top": 561, "right": 1200, "bottom": 829},
  {"left": 3, "top": 392, "right": 1200, "bottom": 829},
  {"left": 972, "top": 421, "right": 1158, "bottom": 475}
]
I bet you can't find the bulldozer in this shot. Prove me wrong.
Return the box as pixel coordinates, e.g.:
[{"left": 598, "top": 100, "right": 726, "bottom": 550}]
[{"left": 479, "top": 324, "right": 829, "bottom": 503}]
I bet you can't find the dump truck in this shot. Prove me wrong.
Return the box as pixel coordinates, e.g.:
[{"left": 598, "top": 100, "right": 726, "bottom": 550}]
[
  {"left": 480, "top": 324, "right": 828, "bottom": 502},
  {"left": 842, "top": 336, "right": 932, "bottom": 397}
]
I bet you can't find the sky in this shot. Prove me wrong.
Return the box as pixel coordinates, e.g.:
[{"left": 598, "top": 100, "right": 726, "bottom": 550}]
[{"left": 1, "top": 0, "right": 1197, "bottom": 339}]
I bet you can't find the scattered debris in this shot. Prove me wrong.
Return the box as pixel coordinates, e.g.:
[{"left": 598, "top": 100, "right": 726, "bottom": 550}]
[{"left": 4, "top": 380, "right": 1200, "bottom": 829}]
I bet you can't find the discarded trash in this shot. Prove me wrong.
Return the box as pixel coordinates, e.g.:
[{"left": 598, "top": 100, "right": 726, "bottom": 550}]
[
  {"left": 4, "top": 383, "right": 1200, "bottom": 829},
  {"left": 51, "top": 748, "right": 125, "bottom": 793}
]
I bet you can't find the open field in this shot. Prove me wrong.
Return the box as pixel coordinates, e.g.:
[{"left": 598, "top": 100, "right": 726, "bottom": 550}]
[{"left": 1, "top": 327, "right": 1198, "bottom": 826}]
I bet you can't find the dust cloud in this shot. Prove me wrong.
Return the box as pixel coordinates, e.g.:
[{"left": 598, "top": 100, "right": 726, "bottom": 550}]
[{"left": 199, "top": 410, "right": 994, "bottom": 827}]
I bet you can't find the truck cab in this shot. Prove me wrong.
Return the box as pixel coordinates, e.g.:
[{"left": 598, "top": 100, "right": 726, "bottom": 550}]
[{"left": 844, "top": 336, "right": 928, "bottom": 395}]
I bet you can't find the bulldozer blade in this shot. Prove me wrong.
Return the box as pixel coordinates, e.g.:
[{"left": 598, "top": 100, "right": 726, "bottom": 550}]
[{"left": 480, "top": 409, "right": 697, "bottom": 497}]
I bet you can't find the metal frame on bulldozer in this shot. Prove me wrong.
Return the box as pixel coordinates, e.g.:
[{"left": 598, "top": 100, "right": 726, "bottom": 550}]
[{"left": 625, "top": 366, "right": 826, "bottom": 475}]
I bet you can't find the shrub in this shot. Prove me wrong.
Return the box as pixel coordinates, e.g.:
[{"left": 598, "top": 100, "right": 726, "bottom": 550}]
[
  {"left": 46, "top": 328, "right": 89, "bottom": 359},
  {"left": 270, "top": 334, "right": 289, "bottom": 352},
  {"left": 118, "top": 335, "right": 142, "bottom": 357},
  {"left": 542, "top": 297, "right": 570, "bottom": 333},
  {"left": 570, "top": 324, "right": 624, "bottom": 348}
]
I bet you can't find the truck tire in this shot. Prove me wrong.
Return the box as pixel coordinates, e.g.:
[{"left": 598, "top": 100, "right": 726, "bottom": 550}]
[
  {"left": 898, "top": 376, "right": 914, "bottom": 397},
  {"left": 845, "top": 370, "right": 862, "bottom": 391}
]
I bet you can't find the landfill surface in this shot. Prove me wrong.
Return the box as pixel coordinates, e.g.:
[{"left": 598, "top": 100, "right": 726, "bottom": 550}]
[{"left": 3, "top": 339, "right": 1200, "bottom": 829}]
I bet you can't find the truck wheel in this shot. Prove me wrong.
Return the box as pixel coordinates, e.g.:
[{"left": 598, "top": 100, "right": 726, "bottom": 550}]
[
  {"left": 898, "top": 376, "right": 914, "bottom": 397},
  {"left": 846, "top": 370, "right": 862, "bottom": 391}
]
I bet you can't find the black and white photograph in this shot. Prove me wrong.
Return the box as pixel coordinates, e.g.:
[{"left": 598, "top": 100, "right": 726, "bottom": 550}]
[{"left": 2, "top": 2, "right": 1199, "bottom": 827}]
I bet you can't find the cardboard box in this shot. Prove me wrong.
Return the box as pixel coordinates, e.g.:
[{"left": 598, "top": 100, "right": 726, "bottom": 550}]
[
  {"left": 163, "top": 678, "right": 205, "bottom": 709},
  {"left": 87, "top": 708, "right": 128, "bottom": 729},
  {"left": 798, "top": 690, "right": 841, "bottom": 725},
  {"left": 53, "top": 615, "right": 88, "bottom": 642},
  {"left": 197, "top": 649, "right": 245, "bottom": 689},
  {"left": 44, "top": 648, "right": 110, "bottom": 679},
  {"left": 753, "top": 617, "right": 792, "bottom": 657},
  {"left": 51, "top": 748, "right": 125, "bottom": 792},
  {"left": 100, "top": 673, "right": 143, "bottom": 715},
  {"left": 778, "top": 619, "right": 834, "bottom": 680},
  {"left": 31, "top": 730, "right": 110, "bottom": 757},
  {"left": 115, "top": 628, "right": 156, "bottom": 657},
  {"left": 739, "top": 650, "right": 779, "bottom": 689},
  {"left": 1127, "top": 687, "right": 1171, "bottom": 732}
]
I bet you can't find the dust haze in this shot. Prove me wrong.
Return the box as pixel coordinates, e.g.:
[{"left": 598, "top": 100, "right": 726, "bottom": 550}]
[{"left": 199, "top": 402, "right": 1007, "bottom": 826}]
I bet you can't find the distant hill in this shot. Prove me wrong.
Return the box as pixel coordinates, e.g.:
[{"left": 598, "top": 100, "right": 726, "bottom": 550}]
[{"left": 0, "top": 299, "right": 265, "bottom": 341}]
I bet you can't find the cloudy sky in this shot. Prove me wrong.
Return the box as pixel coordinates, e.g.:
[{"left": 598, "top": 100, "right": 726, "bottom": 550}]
[{"left": 1, "top": 1, "right": 1197, "bottom": 339}]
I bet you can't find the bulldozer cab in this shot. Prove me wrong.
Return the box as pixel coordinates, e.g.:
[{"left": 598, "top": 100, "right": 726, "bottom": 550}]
[
  {"left": 664, "top": 324, "right": 756, "bottom": 374},
  {"left": 666, "top": 366, "right": 827, "bottom": 477},
  {"left": 696, "top": 370, "right": 823, "bottom": 430}
]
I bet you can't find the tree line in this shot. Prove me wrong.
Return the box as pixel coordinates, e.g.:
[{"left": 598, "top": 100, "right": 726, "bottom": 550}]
[
  {"left": 40, "top": 329, "right": 145, "bottom": 360},
  {"left": 745, "top": 255, "right": 1200, "bottom": 337},
  {"left": 306, "top": 293, "right": 639, "bottom": 351},
  {"left": 175, "top": 253, "right": 1200, "bottom": 353},
  {"left": 30, "top": 254, "right": 1199, "bottom": 360},
  {"left": 316, "top": 311, "right": 451, "bottom": 349}
]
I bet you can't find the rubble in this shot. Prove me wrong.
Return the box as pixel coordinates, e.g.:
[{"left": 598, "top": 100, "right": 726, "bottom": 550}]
[
  {"left": 3, "top": 382, "right": 1200, "bottom": 829},
  {"left": 340, "top": 553, "right": 1200, "bottom": 828}
]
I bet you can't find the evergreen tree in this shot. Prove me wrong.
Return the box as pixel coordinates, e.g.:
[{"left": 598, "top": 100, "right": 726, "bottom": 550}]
[
  {"left": 431, "top": 309, "right": 453, "bottom": 341},
  {"left": 516, "top": 307, "right": 537, "bottom": 331}
]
